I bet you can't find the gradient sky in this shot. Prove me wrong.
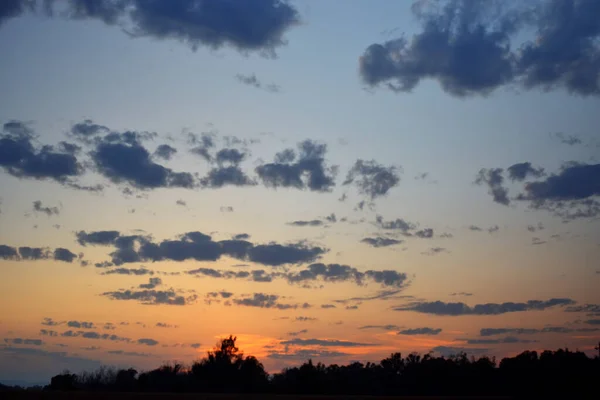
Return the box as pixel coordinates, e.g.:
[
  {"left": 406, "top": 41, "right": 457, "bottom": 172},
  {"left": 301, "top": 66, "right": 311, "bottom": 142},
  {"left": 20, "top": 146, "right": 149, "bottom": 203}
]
[{"left": 1, "top": 0, "right": 599, "bottom": 385}]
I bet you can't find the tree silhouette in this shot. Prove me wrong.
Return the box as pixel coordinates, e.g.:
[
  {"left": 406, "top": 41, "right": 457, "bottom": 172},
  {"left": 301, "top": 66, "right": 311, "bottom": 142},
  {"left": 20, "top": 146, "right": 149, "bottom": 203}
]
[{"left": 37, "top": 337, "right": 600, "bottom": 397}]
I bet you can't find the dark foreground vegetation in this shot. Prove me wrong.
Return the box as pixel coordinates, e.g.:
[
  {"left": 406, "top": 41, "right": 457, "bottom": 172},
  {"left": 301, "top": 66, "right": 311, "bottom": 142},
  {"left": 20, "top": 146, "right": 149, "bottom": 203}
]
[{"left": 2, "top": 336, "right": 599, "bottom": 398}]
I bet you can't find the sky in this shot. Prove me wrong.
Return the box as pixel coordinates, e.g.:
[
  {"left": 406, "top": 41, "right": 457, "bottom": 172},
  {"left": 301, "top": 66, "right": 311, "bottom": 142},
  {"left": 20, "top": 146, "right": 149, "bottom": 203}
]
[{"left": 0, "top": 0, "right": 599, "bottom": 385}]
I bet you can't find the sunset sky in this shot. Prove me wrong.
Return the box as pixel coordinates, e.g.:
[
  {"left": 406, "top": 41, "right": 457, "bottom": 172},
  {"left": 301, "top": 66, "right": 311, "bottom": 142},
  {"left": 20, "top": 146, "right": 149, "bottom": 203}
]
[{"left": 1, "top": 0, "right": 599, "bottom": 385}]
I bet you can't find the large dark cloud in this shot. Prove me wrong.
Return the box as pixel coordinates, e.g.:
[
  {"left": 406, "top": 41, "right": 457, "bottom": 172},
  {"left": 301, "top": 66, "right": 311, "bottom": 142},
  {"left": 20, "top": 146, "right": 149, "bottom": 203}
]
[
  {"left": 398, "top": 327, "right": 442, "bottom": 335},
  {"left": 256, "top": 140, "right": 338, "bottom": 192},
  {"left": 280, "top": 338, "right": 378, "bottom": 347},
  {"left": 5, "top": 1, "right": 299, "bottom": 56},
  {"left": 394, "top": 298, "right": 575, "bottom": 316},
  {"left": 102, "top": 289, "right": 197, "bottom": 306},
  {"left": 343, "top": 160, "right": 400, "bottom": 200},
  {"left": 200, "top": 165, "right": 255, "bottom": 188},
  {"left": 0, "top": 121, "right": 83, "bottom": 183},
  {"left": 60, "top": 330, "right": 130, "bottom": 342},
  {"left": 78, "top": 230, "right": 327, "bottom": 267},
  {"left": 509, "top": 163, "right": 600, "bottom": 220},
  {"left": 91, "top": 132, "right": 196, "bottom": 189},
  {"left": 0, "top": 0, "right": 33, "bottom": 26},
  {"left": 360, "top": 0, "right": 600, "bottom": 97},
  {"left": 232, "top": 293, "right": 310, "bottom": 310}
]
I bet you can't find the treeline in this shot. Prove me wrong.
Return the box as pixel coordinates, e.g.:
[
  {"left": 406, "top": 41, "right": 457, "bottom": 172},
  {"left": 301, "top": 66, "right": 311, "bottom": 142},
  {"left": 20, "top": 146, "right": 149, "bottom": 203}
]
[{"left": 6, "top": 336, "right": 600, "bottom": 396}]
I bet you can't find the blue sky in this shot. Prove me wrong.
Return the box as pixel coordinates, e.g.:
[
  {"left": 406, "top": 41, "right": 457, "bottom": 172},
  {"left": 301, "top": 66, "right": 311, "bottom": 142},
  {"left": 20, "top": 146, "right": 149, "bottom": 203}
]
[{"left": 0, "top": 0, "right": 599, "bottom": 385}]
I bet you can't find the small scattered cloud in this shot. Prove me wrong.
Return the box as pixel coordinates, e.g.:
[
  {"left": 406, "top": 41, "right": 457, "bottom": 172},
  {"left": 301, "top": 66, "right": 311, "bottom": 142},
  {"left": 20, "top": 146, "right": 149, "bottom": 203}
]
[
  {"left": 361, "top": 237, "right": 403, "bottom": 248},
  {"left": 280, "top": 338, "right": 378, "bottom": 347},
  {"left": 343, "top": 160, "right": 400, "bottom": 200},
  {"left": 235, "top": 73, "right": 280, "bottom": 93},
  {"left": 32, "top": 200, "right": 59, "bottom": 216},
  {"left": 4, "top": 338, "right": 44, "bottom": 346},
  {"left": 398, "top": 327, "right": 442, "bottom": 336}
]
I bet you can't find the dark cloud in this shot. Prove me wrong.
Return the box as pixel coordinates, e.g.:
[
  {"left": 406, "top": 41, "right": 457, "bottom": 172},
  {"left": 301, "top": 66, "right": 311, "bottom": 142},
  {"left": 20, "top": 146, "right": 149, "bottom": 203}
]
[
  {"left": 285, "top": 263, "right": 408, "bottom": 289},
  {"left": 360, "top": 0, "right": 600, "bottom": 97},
  {"left": 553, "top": 132, "right": 582, "bottom": 146},
  {"left": 468, "top": 225, "right": 483, "bottom": 232},
  {"left": 487, "top": 225, "right": 500, "bottom": 233},
  {"left": 0, "top": 245, "right": 78, "bottom": 262},
  {"left": 236, "top": 73, "right": 280, "bottom": 93},
  {"left": 137, "top": 338, "right": 158, "bottom": 346},
  {"left": 76, "top": 230, "right": 121, "bottom": 246},
  {"left": 343, "top": 159, "right": 400, "bottom": 200},
  {"left": 421, "top": 247, "right": 448, "bottom": 255},
  {"left": 200, "top": 165, "right": 255, "bottom": 188},
  {"left": 139, "top": 277, "right": 162, "bottom": 289},
  {"left": 321, "top": 304, "right": 336, "bottom": 309},
  {"left": 480, "top": 326, "right": 600, "bottom": 336},
  {"left": 101, "top": 267, "right": 153, "bottom": 276},
  {"left": 70, "top": 119, "right": 110, "bottom": 139},
  {"left": 527, "top": 223, "right": 545, "bottom": 232},
  {"left": 280, "top": 338, "right": 378, "bottom": 347},
  {"left": 475, "top": 168, "right": 509, "bottom": 206},
  {"left": 515, "top": 163, "right": 600, "bottom": 220},
  {"left": 4, "top": 338, "right": 43, "bottom": 346},
  {"left": 233, "top": 233, "right": 250, "bottom": 240},
  {"left": 102, "top": 289, "right": 197, "bottom": 306},
  {"left": 53, "top": 248, "right": 78, "bottom": 263},
  {"left": 153, "top": 144, "right": 177, "bottom": 161},
  {"left": 256, "top": 140, "right": 338, "bottom": 192},
  {"left": 125, "top": 0, "right": 300, "bottom": 56},
  {"left": 41, "top": 318, "right": 62, "bottom": 326},
  {"left": 398, "top": 327, "right": 442, "bottom": 335},
  {"left": 450, "top": 292, "right": 473, "bottom": 297},
  {"left": 67, "top": 321, "right": 95, "bottom": 329},
  {"left": 220, "top": 206, "right": 234, "bottom": 212},
  {"left": 584, "top": 319, "right": 600, "bottom": 325},
  {"left": 33, "top": 200, "right": 59, "bottom": 216},
  {"left": 155, "top": 322, "right": 176, "bottom": 328},
  {"left": 287, "top": 219, "right": 324, "bottom": 227},
  {"left": 60, "top": 330, "right": 130, "bottom": 342},
  {"left": 361, "top": 237, "right": 403, "bottom": 247},
  {"left": 415, "top": 228, "right": 434, "bottom": 238},
  {"left": 86, "top": 230, "right": 327, "bottom": 267},
  {"left": 0, "top": 0, "right": 34, "bottom": 26},
  {"left": 0, "top": 121, "right": 83, "bottom": 183},
  {"left": 564, "top": 304, "right": 600, "bottom": 315},
  {"left": 359, "top": 325, "right": 401, "bottom": 331},
  {"left": 232, "top": 293, "right": 310, "bottom": 310},
  {"left": 92, "top": 133, "right": 196, "bottom": 189},
  {"left": 40, "top": 329, "right": 58, "bottom": 337},
  {"left": 464, "top": 336, "right": 537, "bottom": 345},
  {"left": 268, "top": 349, "right": 349, "bottom": 360},
  {"left": 107, "top": 350, "right": 150, "bottom": 357},
  {"left": 287, "top": 329, "right": 308, "bottom": 337},
  {"left": 0, "top": 244, "right": 19, "bottom": 259},
  {"left": 294, "top": 316, "right": 317, "bottom": 322},
  {"left": 335, "top": 290, "right": 412, "bottom": 304},
  {"left": 507, "top": 162, "right": 545, "bottom": 182},
  {"left": 395, "top": 298, "right": 575, "bottom": 315}
]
